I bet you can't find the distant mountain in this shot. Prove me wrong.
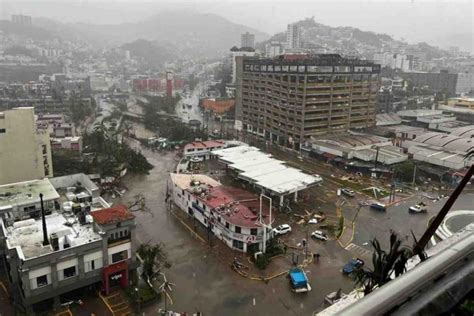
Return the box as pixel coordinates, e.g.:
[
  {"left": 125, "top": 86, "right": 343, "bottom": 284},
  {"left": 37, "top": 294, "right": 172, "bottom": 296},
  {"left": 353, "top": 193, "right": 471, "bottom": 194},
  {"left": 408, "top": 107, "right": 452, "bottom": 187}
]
[
  {"left": 35, "top": 11, "right": 269, "bottom": 58},
  {"left": 0, "top": 20, "right": 54, "bottom": 41},
  {"left": 121, "top": 39, "right": 176, "bottom": 68},
  {"left": 259, "top": 17, "right": 449, "bottom": 60}
]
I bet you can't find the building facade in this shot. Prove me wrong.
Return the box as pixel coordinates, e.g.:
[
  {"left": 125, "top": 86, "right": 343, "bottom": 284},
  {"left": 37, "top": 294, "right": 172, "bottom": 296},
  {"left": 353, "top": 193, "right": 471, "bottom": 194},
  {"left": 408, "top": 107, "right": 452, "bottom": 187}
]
[
  {"left": 0, "top": 107, "right": 53, "bottom": 185},
  {"left": 0, "top": 204, "right": 136, "bottom": 314},
  {"left": 168, "top": 173, "right": 272, "bottom": 253},
  {"left": 235, "top": 54, "right": 381, "bottom": 148},
  {"left": 241, "top": 32, "right": 255, "bottom": 49},
  {"left": 286, "top": 24, "right": 301, "bottom": 50}
]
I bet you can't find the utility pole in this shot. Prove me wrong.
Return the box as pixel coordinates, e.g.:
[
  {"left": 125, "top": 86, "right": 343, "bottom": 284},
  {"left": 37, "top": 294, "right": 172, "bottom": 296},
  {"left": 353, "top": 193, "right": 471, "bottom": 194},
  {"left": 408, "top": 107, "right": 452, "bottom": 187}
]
[
  {"left": 412, "top": 163, "right": 417, "bottom": 187},
  {"left": 260, "top": 194, "right": 272, "bottom": 253}
]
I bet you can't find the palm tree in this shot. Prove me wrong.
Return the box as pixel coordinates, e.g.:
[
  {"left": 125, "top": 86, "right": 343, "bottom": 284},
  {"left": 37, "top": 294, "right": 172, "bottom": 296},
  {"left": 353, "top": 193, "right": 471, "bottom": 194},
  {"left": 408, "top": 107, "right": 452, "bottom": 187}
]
[
  {"left": 412, "top": 152, "right": 474, "bottom": 260},
  {"left": 352, "top": 232, "right": 413, "bottom": 295}
]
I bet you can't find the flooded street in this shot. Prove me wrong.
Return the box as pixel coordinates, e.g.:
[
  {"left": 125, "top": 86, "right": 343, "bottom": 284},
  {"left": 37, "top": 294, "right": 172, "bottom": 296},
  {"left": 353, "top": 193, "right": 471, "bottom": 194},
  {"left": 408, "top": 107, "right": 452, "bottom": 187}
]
[{"left": 117, "top": 138, "right": 352, "bottom": 315}]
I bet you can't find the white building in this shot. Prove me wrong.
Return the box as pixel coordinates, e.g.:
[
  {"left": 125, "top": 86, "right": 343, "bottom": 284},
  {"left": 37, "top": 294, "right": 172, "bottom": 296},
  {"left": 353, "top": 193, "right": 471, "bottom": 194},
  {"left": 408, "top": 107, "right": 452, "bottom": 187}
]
[
  {"left": 0, "top": 107, "right": 53, "bottom": 185},
  {"left": 286, "top": 24, "right": 301, "bottom": 50},
  {"left": 168, "top": 173, "right": 272, "bottom": 253},
  {"left": 265, "top": 41, "right": 284, "bottom": 58},
  {"left": 230, "top": 51, "right": 258, "bottom": 84}
]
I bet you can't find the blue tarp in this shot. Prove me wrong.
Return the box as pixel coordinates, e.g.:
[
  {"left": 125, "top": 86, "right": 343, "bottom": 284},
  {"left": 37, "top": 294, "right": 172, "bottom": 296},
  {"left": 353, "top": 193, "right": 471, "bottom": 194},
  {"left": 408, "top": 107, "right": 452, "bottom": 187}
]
[{"left": 289, "top": 269, "right": 307, "bottom": 288}]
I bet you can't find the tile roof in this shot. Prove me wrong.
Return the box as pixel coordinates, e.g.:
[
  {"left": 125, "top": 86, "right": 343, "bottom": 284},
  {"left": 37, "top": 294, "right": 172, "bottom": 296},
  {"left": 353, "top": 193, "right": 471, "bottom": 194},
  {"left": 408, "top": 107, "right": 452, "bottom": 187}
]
[{"left": 91, "top": 205, "right": 134, "bottom": 225}]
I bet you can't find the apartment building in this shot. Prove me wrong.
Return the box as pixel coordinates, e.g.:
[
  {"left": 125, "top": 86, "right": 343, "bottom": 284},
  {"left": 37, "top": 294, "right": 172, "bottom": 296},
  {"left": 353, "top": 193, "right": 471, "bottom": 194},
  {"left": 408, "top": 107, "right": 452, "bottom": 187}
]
[
  {"left": 235, "top": 54, "right": 381, "bottom": 149},
  {"left": 241, "top": 32, "right": 255, "bottom": 49},
  {"left": 0, "top": 107, "right": 53, "bottom": 185},
  {"left": 0, "top": 175, "right": 136, "bottom": 313}
]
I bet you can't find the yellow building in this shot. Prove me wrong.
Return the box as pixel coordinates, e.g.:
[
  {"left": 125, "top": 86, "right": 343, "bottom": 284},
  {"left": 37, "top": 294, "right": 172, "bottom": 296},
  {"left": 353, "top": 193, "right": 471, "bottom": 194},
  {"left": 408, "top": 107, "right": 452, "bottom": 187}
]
[
  {"left": 446, "top": 97, "right": 474, "bottom": 110},
  {"left": 0, "top": 107, "right": 53, "bottom": 185}
]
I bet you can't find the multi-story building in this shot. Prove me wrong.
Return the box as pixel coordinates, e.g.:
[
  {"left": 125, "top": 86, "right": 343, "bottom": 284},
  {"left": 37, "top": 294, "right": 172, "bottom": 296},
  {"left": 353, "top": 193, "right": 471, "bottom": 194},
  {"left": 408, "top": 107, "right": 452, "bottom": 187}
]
[
  {"left": 0, "top": 107, "right": 53, "bottom": 185},
  {"left": 230, "top": 51, "right": 258, "bottom": 84},
  {"left": 286, "top": 24, "right": 301, "bottom": 50},
  {"left": 241, "top": 32, "right": 255, "bottom": 49},
  {"left": 235, "top": 54, "right": 381, "bottom": 148},
  {"left": 168, "top": 173, "right": 272, "bottom": 253},
  {"left": 11, "top": 14, "right": 32, "bottom": 25},
  {"left": 265, "top": 41, "right": 284, "bottom": 58},
  {"left": 0, "top": 174, "right": 136, "bottom": 314}
]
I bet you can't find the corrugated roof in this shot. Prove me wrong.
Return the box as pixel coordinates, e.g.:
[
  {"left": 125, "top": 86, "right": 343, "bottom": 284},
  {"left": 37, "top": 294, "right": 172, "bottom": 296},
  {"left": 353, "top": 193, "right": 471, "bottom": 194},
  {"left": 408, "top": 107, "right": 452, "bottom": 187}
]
[{"left": 91, "top": 205, "right": 134, "bottom": 225}]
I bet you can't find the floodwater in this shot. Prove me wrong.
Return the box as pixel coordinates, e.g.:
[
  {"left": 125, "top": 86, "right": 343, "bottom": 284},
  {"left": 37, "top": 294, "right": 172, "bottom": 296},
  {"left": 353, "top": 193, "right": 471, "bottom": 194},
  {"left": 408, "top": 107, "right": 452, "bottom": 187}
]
[{"left": 119, "top": 139, "right": 352, "bottom": 315}]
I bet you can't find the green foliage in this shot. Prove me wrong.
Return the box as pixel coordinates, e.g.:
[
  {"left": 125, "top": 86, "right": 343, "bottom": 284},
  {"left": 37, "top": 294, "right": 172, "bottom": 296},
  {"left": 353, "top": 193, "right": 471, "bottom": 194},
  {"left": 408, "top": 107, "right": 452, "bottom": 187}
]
[
  {"left": 393, "top": 160, "right": 415, "bottom": 183},
  {"left": 51, "top": 149, "right": 86, "bottom": 176},
  {"left": 255, "top": 254, "right": 270, "bottom": 270},
  {"left": 82, "top": 122, "right": 153, "bottom": 176},
  {"left": 139, "top": 96, "right": 207, "bottom": 142},
  {"left": 352, "top": 232, "right": 413, "bottom": 295},
  {"left": 125, "top": 285, "right": 158, "bottom": 305},
  {"left": 188, "top": 74, "right": 199, "bottom": 91},
  {"left": 69, "top": 95, "right": 94, "bottom": 126},
  {"left": 138, "top": 243, "right": 169, "bottom": 282}
]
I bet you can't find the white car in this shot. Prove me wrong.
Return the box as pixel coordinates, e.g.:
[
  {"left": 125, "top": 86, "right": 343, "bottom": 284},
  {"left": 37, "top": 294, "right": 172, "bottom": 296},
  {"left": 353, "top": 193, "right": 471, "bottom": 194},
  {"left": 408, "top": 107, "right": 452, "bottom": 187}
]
[
  {"left": 409, "top": 205, "right": 427, "bottom": 213},
  {"left": 308, "top": 218, "right": 319, "bottom": 224},
  {"left": 311, "top": 230, "right": 328, "bottom": 241},
  {"left": 190, "top": 156, "right": 204, "bottom": 163},
  {"left": 341, "top": 188, "right": 355, "bottom": 197},
  {"left": 272, "top": 224, "right": 292, "bottom": 235}
]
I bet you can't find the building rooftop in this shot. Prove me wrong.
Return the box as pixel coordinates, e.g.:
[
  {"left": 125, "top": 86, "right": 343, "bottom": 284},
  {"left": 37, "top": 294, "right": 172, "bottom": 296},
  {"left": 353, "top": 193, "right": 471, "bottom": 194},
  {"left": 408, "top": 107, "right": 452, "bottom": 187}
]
[
  {"left": 170, "top": 173, "right": 221, "bottom": 190},
  {"left": 193, "top": 185, "right": 271, "bottom": 228},
  {"left": 450, "top": 125, "right": 474, "bottom": 138},
  {"left": 414, "top": 132, "right": 474, "bottom": 153},
  {"left": 212, "top": 145, "right": 321, "bottom": 195},
  {"left": 396, "top": 109, "right": 442, "bottom": 118},
  {"left": 183, "top": 140, "right": 225, "bottom": 152},
  {"left": 0, "top": 179, "right": 59, "bottom": 210},
  {"left": 90, "top": 205, "right": 134, "bottom": 225},
  {"left": 376, "top": 113, "right": 402, "bottom": 126},
  {"left": 3, "top": 212, "right": 101, "bottom": 260}
]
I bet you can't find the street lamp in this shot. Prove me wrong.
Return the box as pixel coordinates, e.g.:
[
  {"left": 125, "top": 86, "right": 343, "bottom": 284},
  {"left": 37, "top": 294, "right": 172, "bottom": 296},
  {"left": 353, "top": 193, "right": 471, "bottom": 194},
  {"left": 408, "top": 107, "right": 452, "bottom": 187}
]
[
  {"left": 134, "top": 287, "right": 140, "bottom": 313},
  {"left": 259, "top": 193, "right": 273, "bottom": 253}
]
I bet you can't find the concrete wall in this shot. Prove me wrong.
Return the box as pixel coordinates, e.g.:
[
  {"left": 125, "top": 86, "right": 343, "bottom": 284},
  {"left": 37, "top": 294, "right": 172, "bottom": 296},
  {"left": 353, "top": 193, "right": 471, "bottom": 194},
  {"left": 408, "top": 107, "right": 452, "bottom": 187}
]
[{"left": 0, "top": 107, "right": 53, "bottom": 185}]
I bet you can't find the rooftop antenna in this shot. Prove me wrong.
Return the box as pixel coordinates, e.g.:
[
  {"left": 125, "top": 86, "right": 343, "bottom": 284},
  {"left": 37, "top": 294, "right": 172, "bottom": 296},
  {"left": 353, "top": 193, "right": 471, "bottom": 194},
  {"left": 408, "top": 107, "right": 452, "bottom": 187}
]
[{"left": 39, "top": 193, "right": 50, "bottom": 246}]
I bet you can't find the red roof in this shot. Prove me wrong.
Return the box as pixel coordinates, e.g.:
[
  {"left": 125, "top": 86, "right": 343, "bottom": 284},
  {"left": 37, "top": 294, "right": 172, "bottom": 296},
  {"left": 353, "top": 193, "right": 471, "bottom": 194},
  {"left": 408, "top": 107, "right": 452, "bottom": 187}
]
[
  {"left": 184, "top": 140, "right": 225, "bottom": 152},
  {"left": 193, "top": 186, "right": 271, "bottom": 228},
  {"left": 91, "top": 205, "right": 135, "bottom": 225}
]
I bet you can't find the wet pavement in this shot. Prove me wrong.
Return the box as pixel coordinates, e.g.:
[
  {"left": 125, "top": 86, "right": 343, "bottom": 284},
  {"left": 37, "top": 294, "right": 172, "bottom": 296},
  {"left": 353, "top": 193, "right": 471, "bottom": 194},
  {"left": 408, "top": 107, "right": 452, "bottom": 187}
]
[{"left": 117, "top": 140, "right": 353, "bottom": 315}]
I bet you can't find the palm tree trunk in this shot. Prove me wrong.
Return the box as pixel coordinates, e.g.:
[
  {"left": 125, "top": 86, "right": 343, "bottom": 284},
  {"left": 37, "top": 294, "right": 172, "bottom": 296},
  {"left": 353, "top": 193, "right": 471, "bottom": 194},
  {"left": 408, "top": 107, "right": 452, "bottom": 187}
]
[{"left": 413, "top": 164, "right": 474, "bottom": 260}]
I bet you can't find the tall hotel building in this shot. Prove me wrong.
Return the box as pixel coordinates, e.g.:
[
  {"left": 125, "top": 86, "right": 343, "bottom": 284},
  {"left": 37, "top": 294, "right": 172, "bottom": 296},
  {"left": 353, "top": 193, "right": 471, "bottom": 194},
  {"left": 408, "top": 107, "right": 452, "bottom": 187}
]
[{"left": 235, "top": 54, "right": 381, "bottom": 149}]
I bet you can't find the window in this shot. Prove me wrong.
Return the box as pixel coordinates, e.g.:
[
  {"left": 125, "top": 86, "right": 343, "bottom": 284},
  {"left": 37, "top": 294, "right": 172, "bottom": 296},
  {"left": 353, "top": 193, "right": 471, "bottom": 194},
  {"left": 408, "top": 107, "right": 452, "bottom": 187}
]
[
  {"left": 225, "top": 222, "right": 230, "bottom": 229},
  {"left": 235, "top": 226, "right": 241, "bottom": 234},
  {"left": 36, "top": 275, "right": 48, "bottom": 288},
  {"left": 112, "top": 250, "right": 128, "bottom": 263},
  {"left": 63, "top": 266, "right": 76, "bottom": 279},
  {"left": 0, "top": 128, "right": 5, "bottom": 133},
  {"left": 250, "top": 228, "right": 258, "bottom": 236},
  {"left": 91, "top": 260, "right": 95, "bottom": 270}
]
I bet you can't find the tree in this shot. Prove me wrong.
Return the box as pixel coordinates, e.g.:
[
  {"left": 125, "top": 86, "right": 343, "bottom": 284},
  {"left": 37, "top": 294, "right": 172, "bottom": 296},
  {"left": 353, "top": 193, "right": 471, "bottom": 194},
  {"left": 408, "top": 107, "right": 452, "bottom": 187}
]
[
  {"left": 393, "top": 160, "right": 415, "bottom": 183},
  {"left": 352, "top": 232, "right": 413, "bottom": 295},
  {"left": 138, "top": 244, "right": 170, "bottom": 283}
]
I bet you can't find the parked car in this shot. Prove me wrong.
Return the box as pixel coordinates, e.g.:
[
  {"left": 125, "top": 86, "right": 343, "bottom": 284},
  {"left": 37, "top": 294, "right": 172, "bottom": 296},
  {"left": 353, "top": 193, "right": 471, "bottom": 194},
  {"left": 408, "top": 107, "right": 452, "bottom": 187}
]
[
  {"left": 409, "top": 205, "right": 427, "bottom": 213},
  {"left": 370, "top": 202, "right": 386, "bottom": 212},
  {"left": 342, "top": 258, "right": 364, "bottom": 275},
  {"left": 272, "top": 224, "right": 292, "bottom": 235},
  {"left": 311, "top": 230, "right": 328, "bottom": 241},
  {"left": 341, "top": 188, "right": 355, "bottom": 197},
  {"left": 190, "top": 156, "right": 204, "bottom": 163},
  {"left": 307, "top": 218, "right": 318, "bottom": 224}
]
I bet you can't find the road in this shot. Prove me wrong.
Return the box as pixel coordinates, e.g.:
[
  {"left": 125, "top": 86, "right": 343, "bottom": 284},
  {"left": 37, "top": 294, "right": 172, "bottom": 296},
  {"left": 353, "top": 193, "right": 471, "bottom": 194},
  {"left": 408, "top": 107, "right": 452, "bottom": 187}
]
[{"left": 119, "top": 139, "right": 353, "bottom": 315}]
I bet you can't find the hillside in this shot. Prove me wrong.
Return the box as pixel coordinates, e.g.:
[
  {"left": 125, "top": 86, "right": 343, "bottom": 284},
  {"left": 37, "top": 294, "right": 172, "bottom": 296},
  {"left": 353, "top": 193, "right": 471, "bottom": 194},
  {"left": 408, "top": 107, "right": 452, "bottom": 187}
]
[
  {"left": 121, "top": 39, "right": 176, "bottom": 69},
  {"left": 35, "top": 11, "right": 269, "bottom": 58},
  {"left": 259, "top": 17, "right": 448, "bottom": 60}
]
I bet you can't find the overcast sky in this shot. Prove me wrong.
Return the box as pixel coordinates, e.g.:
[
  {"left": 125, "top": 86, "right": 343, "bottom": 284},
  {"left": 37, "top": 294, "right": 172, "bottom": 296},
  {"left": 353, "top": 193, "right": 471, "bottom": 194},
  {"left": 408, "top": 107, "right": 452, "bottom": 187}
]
[{"left": 1, "top": 0, "right": 472, "bottom": 52}]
